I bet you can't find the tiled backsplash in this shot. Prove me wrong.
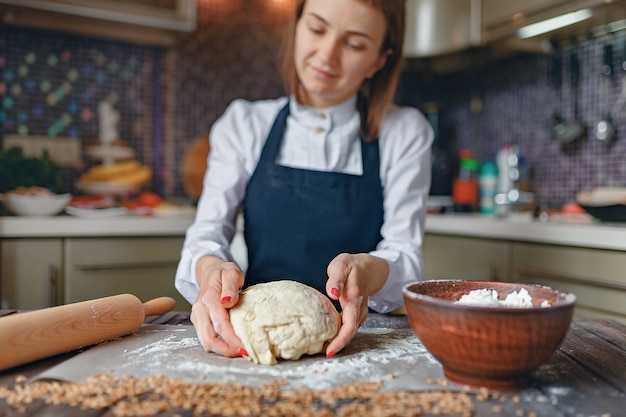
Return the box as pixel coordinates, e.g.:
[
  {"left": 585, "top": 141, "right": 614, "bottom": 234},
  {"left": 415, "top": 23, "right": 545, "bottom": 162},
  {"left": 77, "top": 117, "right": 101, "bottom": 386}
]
[
  {"left": 161, "top": 0, "right": 288, "bottom": 199},
  {"left": 0, "top": 26, "right": 160, "bottom": 189},
  {"left": 1, "top": 2, "right": 625, "bottom": 207},
  {"left": 417, "top": 33, "right": 626, "bottom": 207}
]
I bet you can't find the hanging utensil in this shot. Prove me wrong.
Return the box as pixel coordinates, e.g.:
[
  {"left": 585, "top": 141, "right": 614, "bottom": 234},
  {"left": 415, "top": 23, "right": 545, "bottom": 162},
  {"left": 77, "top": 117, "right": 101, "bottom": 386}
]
[
  {"left": 554, "top": 41, "right": 586, "bottom": 145},
  {"left": 594, "top": 40, "right": 616, "bottom": 144},
  {"left": 611, "top": 38, "right": 626, "bottom": 121},
  {"left": 549, "top": 41, "right": 565, "bottom": 139}
]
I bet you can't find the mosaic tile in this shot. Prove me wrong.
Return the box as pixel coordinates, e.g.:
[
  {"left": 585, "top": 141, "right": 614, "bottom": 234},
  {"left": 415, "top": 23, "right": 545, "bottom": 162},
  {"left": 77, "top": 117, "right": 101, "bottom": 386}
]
[
  {"left": 416, "top": 33, "right": 626, "bottom": 207},
  {"left": 0, "top": 26, "right": 159, "bottom": 192},
  {"left": 0, "top": 2, "right": 624, "bottom": 207}
]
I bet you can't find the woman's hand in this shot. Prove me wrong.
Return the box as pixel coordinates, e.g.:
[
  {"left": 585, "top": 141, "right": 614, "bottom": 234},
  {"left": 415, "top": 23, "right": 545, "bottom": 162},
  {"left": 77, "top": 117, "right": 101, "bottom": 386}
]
[
  {"left": 190, "top": 255, "right": 247, "bottom": 358},
  {"left": 325, "top": 253, "right": 390, "bottom": 357}
]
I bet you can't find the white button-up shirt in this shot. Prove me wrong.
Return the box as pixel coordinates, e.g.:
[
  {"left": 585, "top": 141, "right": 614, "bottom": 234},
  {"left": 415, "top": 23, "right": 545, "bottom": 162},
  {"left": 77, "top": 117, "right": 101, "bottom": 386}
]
[{"left": 175, "top": 95, "right": 433, "bottom": 313}]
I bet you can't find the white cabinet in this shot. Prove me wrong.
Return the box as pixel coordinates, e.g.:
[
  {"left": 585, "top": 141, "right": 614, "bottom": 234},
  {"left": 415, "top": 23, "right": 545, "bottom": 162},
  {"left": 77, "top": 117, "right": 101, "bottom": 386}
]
[
  {"left": 65, "top": 237, "right": 188, "bottom": 308},
  {"left": 423, "top": 234, "right": 511, "bottom": 282},
  {"left": 481, "top": 0, "right": 572, "bottom": 28},
  {"left": 511, "top": 242, "right": 626, "bottom": 324},
  {"left": 0, "top": 236, "right": 189, "bottom": 311},
  {"left": 480, "top": 0, "right": 621, "bottom": 43},
  {"left": 1, "top": 239, "right": 63, "bottom": 310},
  {"left": 0, "top": 0, "right": 196, "bottom": 46}
]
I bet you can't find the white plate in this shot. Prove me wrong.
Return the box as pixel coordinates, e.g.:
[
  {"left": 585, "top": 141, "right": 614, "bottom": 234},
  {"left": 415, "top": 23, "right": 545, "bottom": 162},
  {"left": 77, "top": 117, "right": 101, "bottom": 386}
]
[
  {"left": 152, "top": 204, "right": 195, "bottom": 217},
  {"left": 75, "top": 181, "right": 139, "bottom": 197},
  {"left": 65, "top": 206, "right": 128, "bottom": 217}
]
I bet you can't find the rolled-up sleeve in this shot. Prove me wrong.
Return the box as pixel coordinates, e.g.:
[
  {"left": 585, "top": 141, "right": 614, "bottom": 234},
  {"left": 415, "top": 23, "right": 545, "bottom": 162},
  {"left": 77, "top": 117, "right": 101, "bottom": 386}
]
[{"left": 368, "top": 106, "right": 433, "bottom": 313}]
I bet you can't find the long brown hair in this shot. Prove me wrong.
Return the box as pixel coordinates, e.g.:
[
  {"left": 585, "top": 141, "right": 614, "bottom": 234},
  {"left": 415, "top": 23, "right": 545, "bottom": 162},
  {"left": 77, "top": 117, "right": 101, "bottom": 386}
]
[{"left": 280, "top": 0, "right": 406, "bottom": 141}]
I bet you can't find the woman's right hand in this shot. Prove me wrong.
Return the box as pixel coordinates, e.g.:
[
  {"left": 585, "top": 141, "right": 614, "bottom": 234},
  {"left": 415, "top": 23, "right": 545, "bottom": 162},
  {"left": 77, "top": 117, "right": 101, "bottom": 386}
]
[{"left": 190, "top": 255, "right": 248, "bottom": 358}]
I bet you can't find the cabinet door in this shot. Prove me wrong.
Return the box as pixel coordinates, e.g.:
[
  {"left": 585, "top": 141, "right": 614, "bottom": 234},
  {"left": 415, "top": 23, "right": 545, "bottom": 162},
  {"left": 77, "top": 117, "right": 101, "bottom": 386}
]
[
  {"left": 0, "top": 0, "right": 196, "bottom": 45},
  {"left": 423, "top": 234, "right": 511, "bottom": 281},
  {"left": 481, "top": 0, "right": 571, "bottom": 28},
  {"left": 65, "top": 237, "right": 189, "bottom": 310},
  {"left": 512, "top": 243, "right": 626, "bottom": 324},
  {"left": 1, "top": 239, "right": 63, "bottom": 310}
]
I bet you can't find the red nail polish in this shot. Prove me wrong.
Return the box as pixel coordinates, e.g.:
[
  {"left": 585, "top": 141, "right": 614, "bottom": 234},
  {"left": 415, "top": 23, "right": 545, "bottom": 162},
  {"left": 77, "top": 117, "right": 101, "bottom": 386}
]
[
  {"left": 221, "top": 296, "right": 232, "bottom": 304},
  {"left": 327, "top": 350, "right": 337, "bottom": 358},
  {"left": 330, "top": 287, "right": 339, "bottom": 297},
  {"left": 239, "top": 348, "right": 249, "bottom": 357}
]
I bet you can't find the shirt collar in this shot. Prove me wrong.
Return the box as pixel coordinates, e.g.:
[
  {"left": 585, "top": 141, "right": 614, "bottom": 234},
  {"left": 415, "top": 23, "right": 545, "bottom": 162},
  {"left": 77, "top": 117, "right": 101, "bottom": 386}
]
[{"left": 289, "top": 95, "right": 358, "bottom": 128}]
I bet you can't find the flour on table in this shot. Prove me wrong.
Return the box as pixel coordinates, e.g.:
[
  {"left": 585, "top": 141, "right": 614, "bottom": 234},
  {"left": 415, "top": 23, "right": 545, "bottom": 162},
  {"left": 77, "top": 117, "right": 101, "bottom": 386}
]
[
  {"left": 122, "top": 333, "right": 200, "bottom": 356},
  {"left": 89, "top": 325, "right": 447, "bottom": 391}
]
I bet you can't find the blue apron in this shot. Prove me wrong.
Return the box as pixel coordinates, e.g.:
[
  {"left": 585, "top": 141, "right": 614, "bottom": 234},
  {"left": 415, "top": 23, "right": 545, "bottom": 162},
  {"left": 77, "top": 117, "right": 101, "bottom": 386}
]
[{"left": 242, "top": 103, "right": 384, "bottom": 297}]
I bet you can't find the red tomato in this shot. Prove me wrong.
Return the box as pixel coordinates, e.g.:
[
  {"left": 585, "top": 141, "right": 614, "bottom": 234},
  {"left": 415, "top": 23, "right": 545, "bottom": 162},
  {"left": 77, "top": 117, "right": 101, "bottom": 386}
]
[
  {"left": 121, "top": 201, "right": 143, "bottom": 210},
  {"left": 138, "top": 192, "right": 163, "bottom": 208},
  {"left": 69, "top": 196, "right": 109, "bottom": 209}
]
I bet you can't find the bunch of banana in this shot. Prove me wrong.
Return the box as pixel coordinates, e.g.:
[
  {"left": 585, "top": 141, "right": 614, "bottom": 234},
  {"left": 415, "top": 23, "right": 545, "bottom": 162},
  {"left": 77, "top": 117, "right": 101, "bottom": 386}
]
[{"left": 79, "top": 160, "right": 152, "bottom": 187}]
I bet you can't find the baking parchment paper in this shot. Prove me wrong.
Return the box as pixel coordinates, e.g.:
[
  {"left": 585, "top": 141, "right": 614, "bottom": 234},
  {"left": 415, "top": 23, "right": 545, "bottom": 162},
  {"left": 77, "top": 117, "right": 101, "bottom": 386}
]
[{"left": 35, "top": 324, "right": 460, "bottom": 392}]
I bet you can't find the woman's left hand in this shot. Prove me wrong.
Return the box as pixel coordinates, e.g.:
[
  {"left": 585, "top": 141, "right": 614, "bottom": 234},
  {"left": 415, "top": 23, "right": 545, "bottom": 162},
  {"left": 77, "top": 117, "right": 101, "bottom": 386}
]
[{"left": 324, "top": 253, "right": 389, "bottom": 357}]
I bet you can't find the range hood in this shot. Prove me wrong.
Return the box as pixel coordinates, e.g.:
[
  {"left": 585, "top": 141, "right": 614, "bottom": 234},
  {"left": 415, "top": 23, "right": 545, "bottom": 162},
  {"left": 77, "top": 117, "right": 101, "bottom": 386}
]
[
  {"left": 404, "top": 0, "right": 626, "bottom": 58},
  {"left": 404, "top": 0, "right": 481, "bottom": 57}
]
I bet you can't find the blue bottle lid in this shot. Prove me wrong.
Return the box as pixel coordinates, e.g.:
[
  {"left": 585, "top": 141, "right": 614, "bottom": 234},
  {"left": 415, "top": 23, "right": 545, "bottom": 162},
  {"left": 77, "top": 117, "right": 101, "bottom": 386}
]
[{"left": 479, "top": 161, "right": 498, "bottom": 176}]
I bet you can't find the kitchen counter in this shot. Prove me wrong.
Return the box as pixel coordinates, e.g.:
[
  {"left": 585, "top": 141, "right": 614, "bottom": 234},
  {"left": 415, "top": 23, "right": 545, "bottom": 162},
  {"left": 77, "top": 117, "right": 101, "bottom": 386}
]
[
  {"left": 0, "top": 213, "right": 195, "bottom": 238},
  {"left": 1, "top": 212, "right": 625, "bottom": 251},
  {"left": 0, "top": 310, "right": 624, "bottom": 417},
  {"left": 425, "top": 213, "right": 626, "bottom": 251}
]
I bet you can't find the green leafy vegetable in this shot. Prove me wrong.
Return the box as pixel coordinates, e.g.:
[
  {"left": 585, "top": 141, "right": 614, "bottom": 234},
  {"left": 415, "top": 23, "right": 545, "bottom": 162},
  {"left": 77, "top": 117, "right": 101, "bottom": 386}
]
[{"left": 0, "top": 147, "right": 64, "bottom": 193}]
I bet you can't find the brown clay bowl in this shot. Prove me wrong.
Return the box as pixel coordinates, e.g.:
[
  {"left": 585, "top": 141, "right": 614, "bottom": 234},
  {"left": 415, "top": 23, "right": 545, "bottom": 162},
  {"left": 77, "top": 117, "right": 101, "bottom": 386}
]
[{"left": 403, "top": 280, "right": 576, "bottom": 391}]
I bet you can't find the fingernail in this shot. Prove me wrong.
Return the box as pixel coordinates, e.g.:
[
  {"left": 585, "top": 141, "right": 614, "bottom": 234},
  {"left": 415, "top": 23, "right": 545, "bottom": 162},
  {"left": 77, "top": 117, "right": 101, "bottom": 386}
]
[
  {"left": 330, "top": 287, "right": 340, "bottom": 297},
  {"left": 221, "top": 296, "right": 232, "bottom": 304},
  {"left": 326, "top": 350, "right": 337, "bottom": 358},
  {"left": 239, "top": 348, "right": 249, "bottom": 357}
]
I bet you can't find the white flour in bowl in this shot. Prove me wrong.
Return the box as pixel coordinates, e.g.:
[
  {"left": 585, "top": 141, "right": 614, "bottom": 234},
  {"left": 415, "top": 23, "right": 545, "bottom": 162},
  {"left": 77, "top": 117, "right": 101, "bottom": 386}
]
[{"left": 454, "top": 288, "right": 551, "bottom": 308}]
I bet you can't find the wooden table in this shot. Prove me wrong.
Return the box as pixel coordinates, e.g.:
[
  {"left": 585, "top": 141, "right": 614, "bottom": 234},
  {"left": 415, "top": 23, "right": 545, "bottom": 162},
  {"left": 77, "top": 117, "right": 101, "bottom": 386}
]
[{"left": 1, "top": 310, "right": 624, "bottom": 417}]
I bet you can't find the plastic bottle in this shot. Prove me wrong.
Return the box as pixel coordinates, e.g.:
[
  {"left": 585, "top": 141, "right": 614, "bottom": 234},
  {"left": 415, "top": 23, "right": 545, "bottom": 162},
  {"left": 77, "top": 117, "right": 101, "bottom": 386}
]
[
  {"left": 479, "top": 161, "right": 498, "bottom": 215},
  {"left": 516, "top": 155, "right": 536, "bottom": 212},
  {"left": 517, "top": 156, "right": 532, "bottom": 193},
  {"left": 495, "top": 145, "right": 519, "bottom": 216},
  {"left": 452, "top": 150, "right": 479, "bottom": 212}
]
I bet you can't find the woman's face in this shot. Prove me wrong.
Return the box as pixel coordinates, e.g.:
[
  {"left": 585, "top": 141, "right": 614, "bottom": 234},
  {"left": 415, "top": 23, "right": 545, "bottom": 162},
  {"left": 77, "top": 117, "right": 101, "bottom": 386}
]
[{"left": 294, "top": 0, "right": 388, "bottom": 108}]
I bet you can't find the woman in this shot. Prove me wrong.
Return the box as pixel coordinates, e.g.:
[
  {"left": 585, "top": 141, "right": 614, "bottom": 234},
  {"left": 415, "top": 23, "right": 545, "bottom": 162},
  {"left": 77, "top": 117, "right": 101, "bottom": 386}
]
[{"left": 175, "top": 0, "right": 433, "bottom": 359}]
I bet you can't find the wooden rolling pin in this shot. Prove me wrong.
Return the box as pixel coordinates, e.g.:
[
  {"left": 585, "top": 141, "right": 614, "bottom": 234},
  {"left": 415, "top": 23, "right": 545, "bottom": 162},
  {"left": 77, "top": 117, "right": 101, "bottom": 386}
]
[{"left": 0, "top": 293, "right": 176, "bottom": 371}]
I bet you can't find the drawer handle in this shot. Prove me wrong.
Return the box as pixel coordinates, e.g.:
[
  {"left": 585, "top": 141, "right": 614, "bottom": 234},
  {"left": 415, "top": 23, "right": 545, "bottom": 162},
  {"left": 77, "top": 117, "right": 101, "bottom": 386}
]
[
  {"left": 45, "top": 264, "right": 60, "bottom": 307},
  {"left": 75, "top": 260, "right": 178, "bottom": 271},
  {"left": 513, "top": 266, "right": 626, "bottom": 291}
]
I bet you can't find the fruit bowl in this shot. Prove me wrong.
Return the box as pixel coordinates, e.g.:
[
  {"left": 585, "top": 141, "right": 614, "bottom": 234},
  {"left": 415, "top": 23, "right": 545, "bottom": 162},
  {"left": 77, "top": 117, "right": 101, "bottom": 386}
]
[
  {"left": 576, "top": 187, "right": 626, "bottom": 222},
  {"left": 403, "top": 280, "right": 576, "bottom": 391},
  {"left": 578, "top": 204, "right": 626, "bottom": 222},
  {"left": 4, "top": 191, "right": 71, "bottom": 216}
]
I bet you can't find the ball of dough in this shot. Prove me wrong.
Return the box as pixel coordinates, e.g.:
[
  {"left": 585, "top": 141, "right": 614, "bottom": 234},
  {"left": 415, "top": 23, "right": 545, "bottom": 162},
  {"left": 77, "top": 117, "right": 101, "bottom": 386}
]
[{"left": 230, "top": 280, "right": 341, "bottom": 365}]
